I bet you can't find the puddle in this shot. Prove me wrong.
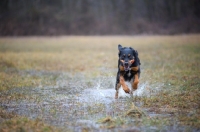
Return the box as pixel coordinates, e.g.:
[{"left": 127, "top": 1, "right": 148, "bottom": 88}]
[
  {"left": 78, "top": 88, "right": 115, "bottom": 104},
  {"left": 0, "top": 71, "right": 174, "bottom": 131}
]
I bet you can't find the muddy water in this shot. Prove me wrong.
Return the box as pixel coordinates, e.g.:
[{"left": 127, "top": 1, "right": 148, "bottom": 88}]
[{"left": 0, "top": 71, "right": 172, "bottom": 131}]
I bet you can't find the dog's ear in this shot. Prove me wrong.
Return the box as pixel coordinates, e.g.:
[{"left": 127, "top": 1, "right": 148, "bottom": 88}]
[
  {"left": 118, "top": 44, "right": 123, "bottom": 57},
  {"left": 129, "top": 47, "right": 135, "bottom": 56},
  {"left": 134, "top": 50, "right": 141, "bottom": 65},
  {"left": 118, "top": 44, "right": 123, "bottom": 51},
  {"left": 129, "top": 47, "right": 133, "bottom": 50},
  {"left": 130, "top": 48, "right": 141, "bottom": 65}
]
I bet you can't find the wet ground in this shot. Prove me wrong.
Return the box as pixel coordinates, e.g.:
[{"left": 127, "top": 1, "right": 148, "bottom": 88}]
[{"left": 0, "top": 70, "right": 197, "bottom": 131}]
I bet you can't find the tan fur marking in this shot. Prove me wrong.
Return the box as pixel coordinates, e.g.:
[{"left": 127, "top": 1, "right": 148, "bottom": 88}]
[
  {"left": 132, "top": 73, "right": 139, "bottom": 90},
  {"left": 119, "top": 65, "right": 125, "bottom": 71},
  {"left": 129, "top": 59, "right": 134, "bottom": 64},
  {"left": 131, "top": 66, "right": 139, "bottom": 71},
  {"left": 120, "top": 76, "right": 130, "bottom": 93}
]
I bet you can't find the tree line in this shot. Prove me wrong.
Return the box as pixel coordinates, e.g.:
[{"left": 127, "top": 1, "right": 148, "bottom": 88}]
[{"left": 0, "top": 0, "right": 200, "bottom": 35}]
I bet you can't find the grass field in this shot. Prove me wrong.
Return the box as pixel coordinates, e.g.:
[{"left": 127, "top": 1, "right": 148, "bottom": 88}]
[{"left": 0, "top": 35, "right": 200, "bottom": 131}]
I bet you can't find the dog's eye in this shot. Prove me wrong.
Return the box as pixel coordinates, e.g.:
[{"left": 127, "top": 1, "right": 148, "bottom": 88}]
[
  {"left": 121, "top": 54, "right": 125, "bottom": 59},
  {"left": 128, "top": 55, "right": 133, "bottom": 59}
]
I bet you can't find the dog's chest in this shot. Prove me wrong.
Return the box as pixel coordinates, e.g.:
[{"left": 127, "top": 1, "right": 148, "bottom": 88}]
[
  {"left": 127, "top": 71, "right": 131, "bottom": 77},
  {"left": 123, "top": 70, "right": 134, "bottom": 81}
]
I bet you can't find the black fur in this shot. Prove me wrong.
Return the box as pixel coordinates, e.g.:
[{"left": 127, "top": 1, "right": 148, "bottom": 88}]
[{"left": 115, "top": 44, "right": 141, "bottom": 91}]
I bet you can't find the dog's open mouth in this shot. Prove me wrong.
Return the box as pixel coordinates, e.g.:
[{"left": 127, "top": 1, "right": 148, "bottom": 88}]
[
  {"left": 124, "top": 64, "right": 130, "bottom": 71},
  {"left": 124, "top": 66, "right": 129, "bottom": 71}
]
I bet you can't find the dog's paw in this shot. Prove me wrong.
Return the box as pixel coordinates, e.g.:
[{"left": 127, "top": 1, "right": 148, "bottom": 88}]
[
  {"left": 124, "top": 90, "right": 130, "bottom": 93},
  {"left": 123, "top": 87, "right": 130, "bottom": 93}
]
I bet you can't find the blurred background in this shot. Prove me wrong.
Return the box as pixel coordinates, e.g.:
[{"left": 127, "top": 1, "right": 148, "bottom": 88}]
[{"left": 0, "top": 0, "right": 200, "bottom": 36}]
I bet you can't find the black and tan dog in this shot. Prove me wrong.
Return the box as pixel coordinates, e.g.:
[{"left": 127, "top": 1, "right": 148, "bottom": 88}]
[{"left": 115, "top": 44, "right": 141, "bottom": 99}]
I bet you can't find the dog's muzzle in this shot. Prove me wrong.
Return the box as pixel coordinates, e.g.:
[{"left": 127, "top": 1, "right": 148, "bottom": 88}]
[{"left": 124, "top": 62, "right": 130, "bottom": 71}]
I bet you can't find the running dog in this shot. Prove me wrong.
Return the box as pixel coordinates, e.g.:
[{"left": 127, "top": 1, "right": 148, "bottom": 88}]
[{"left": 115, "top": 44, "right": 141, "bottom": 99}]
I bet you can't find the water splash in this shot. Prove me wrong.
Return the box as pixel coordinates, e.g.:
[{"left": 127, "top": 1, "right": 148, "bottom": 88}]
[{"left": 133, "top": 82, "right": 149, "bottom": 96}]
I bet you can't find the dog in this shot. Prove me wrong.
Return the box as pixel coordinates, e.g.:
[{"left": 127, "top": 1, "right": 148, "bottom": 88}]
[{"left": 115, "top": 44, "right": 141, "bottom": 99}]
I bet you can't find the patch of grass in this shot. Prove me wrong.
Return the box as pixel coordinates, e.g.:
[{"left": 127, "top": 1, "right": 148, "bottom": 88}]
[
  {"left": 0, "top": 107, "right": 66, "bottom": 132},
  {"left": 0, "top": 117, "right": 62, "bottom": 132},
  {"left": 0, "top": 70, "right": 58, "bottom": 92},
  {"left": 97, "top": 103, "right": 170, "bottom": 130},
  {"left": 0, "top": 72, "right": 34, "bottom": 91},
  {"left": 0, "top": 107, "right": 17, "bottom": 120},
  {"left": 0, "top": 107, "right": 63, "bottom": 131}
]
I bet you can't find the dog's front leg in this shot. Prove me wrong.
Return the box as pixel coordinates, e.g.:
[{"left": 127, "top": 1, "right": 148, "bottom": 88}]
[
  {"left": 119, "top": 76, "right": 130, "bottom": 93},
  {"left": 115, "top": 73, "right": 121, "bottom": 99},
  {"left": 115, "top": 83, "right": 121, "bottom": 99},
  {"left": 132, "top": 73, "right": 139, "bottom": 90}
]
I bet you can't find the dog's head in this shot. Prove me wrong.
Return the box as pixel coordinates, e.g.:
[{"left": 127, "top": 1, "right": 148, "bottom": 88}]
[{"left": 118, "top": 44, "right": 139, "bottom": 71}]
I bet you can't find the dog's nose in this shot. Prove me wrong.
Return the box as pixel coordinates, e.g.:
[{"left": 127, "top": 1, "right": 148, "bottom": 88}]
[{"left": 124, "top": 62, "right": 129, "bottom": 66}]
